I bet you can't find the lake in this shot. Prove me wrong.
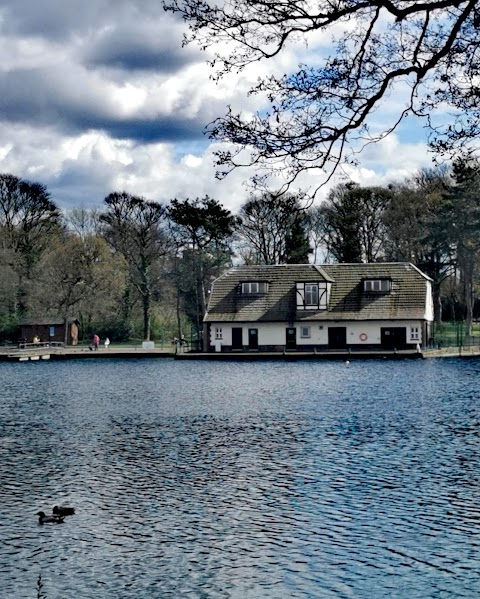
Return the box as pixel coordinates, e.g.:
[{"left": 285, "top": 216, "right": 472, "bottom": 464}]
[{"left": 1, "top": 357, "right": 480, "bottom": 598}]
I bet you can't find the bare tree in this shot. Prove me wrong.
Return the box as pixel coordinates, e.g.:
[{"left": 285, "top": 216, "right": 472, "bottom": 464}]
[
  {"left": 305, "top": 205, "right": 330, "bottom": 264},
  {"left": 100, "top": 192, "right": 168, "bottom": 341},
  {"left": 384, "top": 168, "right": 454, "bottom": 323},
  {"left": 65, "top": 207, "right": 102, "bottom": 239},
  {"left": 33, "top": 233, "right": 126, "bottom": 343},
  {"left": 165, "top": 1, "right": 480, "bottom": 191},
  {"left": 0, "top": 173, "right": 61, "bottom": 314},
  {"left": 167, "top": 196, "right": 237, "bottom": 341},
  {"left": 237, "top": 191, "right": 309, "bottom": 264},
  {"left": 320, "top": 183, "right": 391, "bottom": 263},
  {"left": 0, "top": 174, "right": 61, "bottom": 271},
  {"left": 444, "top": 158, "right": 480, "bottom": 335}
]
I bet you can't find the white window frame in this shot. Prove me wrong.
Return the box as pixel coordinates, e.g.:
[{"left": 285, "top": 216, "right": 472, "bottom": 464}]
[
  {"left": 300, "top": 326, "right": 311, "bottom": 339},
  {"left": 410, "top": 326, "right": 420, "bottom": 341},
  {"left": 215, "top": 327, "right": 223, "bottom": 340},
  {"left": 305, "top": 284, "right": 319, "bottom": 306},
  {"left": 296, "top": 281, "right": 330, "bottom": 310},
  {"left": 242, "top": 281, "right": 268, "bottom": 294},
  {"left": 364, "top": 279, "right": 391, "bottom": 293}
]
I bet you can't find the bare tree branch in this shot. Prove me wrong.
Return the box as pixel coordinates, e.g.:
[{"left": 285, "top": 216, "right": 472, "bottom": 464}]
[{"left": 166, "top": 0, "right": 480, "bottom": 191}]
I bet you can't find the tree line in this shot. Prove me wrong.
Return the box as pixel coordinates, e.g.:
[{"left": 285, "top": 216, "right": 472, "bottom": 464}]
[{"left": 1, "top": 158, "right": 479, "bottom": 344}]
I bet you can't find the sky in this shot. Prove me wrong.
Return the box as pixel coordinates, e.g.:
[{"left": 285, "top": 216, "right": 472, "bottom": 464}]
[{"left": 0, "top": 0, "right": 436, "bottom": 214}]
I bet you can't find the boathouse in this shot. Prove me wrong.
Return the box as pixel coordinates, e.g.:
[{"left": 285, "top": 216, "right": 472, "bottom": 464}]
[{"left": 203, "top": 263, "right": 434, "bottom": 353}]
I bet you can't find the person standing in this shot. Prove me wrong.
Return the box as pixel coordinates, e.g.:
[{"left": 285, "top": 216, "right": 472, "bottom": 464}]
[
  {"left": 104, "top": 337, "right": 110, "bottom": 350},
  {"left": 93, "top": 334, "right": 99, "bottom": 351}
]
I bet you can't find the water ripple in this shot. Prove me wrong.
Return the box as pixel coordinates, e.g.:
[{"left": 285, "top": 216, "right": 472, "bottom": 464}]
[{"left": 1, "top": 358, "right": 480, "bottom": 597}]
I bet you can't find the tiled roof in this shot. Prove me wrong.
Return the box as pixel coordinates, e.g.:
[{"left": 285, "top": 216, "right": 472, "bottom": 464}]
[{"left": 204, "top": 263, "right": 430, "bottom": 322}]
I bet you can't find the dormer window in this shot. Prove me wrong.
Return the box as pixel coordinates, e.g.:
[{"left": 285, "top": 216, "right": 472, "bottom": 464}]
[
  {"left": 242, "top": 281, "right": 268, "bottom": 294},
  {"left": 296, "top": 281, "right": 330, "bottom": 310},
  {"left": 364, "top": 279, "right": 391, "bottom": 293}
]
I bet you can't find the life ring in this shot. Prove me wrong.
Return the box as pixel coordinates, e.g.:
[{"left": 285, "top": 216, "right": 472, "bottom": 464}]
[{"left": 359, "top": 333, "right": 368, "bottom": 342}]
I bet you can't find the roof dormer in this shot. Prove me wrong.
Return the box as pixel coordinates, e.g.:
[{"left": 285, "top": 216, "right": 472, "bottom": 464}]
[
  {"left": 241, "top": 281, "right": 268, "bottom": 294},
  {"left": 363, "top": 279, "right": 392, "bottom": 293},
  {"left": 296, "top": 281, "right": 331, "bottom": 310}
]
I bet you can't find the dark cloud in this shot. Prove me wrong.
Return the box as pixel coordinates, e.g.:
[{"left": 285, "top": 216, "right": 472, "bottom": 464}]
[
  {"left": 86, "top": 26, "right": 198, "bottom": 73},
  {"left": 101, "top": 118, "right": 205, "bottom": 142},
  {"left": 0, "top": 0, "right": 166, "bottom": 39},
  {"left": 0, "top": 0, "right": 252, "bottom": 211},
  {"left": 0, "top": 67, "right": 207, "bottom": 143}
]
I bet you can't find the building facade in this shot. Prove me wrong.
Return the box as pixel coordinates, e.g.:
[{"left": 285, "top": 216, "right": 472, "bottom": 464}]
[
  {"left": 203, "top": 263, "right": 433, "bottom": 352},
  {"left": 18, "top": 318, "right": 80, "bottom": 345}
]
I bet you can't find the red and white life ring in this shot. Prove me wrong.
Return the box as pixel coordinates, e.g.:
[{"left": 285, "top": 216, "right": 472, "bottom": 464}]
[{"left": 359, "top": 333, "right": 368, "bottom": 342}]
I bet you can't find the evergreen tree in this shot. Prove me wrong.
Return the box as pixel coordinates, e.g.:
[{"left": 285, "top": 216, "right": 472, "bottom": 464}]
[
  {"left": 285, "top": 219, "right": 312, "bottom": 264},
  {"left": 167, "top": 196, "right": 237, "bottom": 342}
]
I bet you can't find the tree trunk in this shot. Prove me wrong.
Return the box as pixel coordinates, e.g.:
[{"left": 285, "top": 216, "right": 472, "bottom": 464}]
[
  {"left": 433, "top": 284, "right": 442, "bottom": 325},
  {"left": 465, "top": 289, "right": 473, "bottom": 337},
  {"left": 139, "top": 258, "right": 151, "bottom": 341},
  {"left": 463, "top": 256, "right": 474, "bottom": 337},
  {"left": 176, "top": 286, "right": 182, "bottom": 340},
  {"left": 64, "top": 315, "right": 69, "bottom": 345},
  {"left": 194, "top": 251, "right": 204, "bottom": 343},
  {"left": 142, "top": 291, "right": 151, "bottom": 341}
]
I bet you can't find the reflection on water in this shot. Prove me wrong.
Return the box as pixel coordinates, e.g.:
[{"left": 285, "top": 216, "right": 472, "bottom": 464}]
[{"left": 1, "top": 358, "right": 480, "bottom": 598}]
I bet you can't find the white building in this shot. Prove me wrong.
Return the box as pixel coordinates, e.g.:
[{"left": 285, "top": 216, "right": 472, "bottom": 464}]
[{"left": 203, "top": 263, "right": 434, "bottom": 352}]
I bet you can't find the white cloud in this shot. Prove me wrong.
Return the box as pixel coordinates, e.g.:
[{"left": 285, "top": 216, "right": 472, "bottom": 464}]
[{"left": 0, "top": 0, "right": 438, "bottom": 216}]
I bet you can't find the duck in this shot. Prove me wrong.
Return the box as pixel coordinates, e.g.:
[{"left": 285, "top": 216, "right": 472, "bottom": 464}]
[
  {"left": 53, "top": 505, "right": 75, "bottom": 517},
  {"left": 37, "top": 511, "right": 64, "bottom": 524}
]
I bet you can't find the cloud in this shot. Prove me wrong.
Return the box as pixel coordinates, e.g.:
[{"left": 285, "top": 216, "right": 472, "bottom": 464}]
[
  {"left": 0, "top": 0, "right": 438, "bottom": 217},
  {"left": 0, "top": 63, "right": 215, "bottom": 142},
  {"left": 85, "top": 23, "right": 199, "bottom": 73},
  {"left": 0, "top": 119, "right": 249, "bottom": 211},
  {"left": 0, "top": 0, "right": 165, "bottom": 39}
]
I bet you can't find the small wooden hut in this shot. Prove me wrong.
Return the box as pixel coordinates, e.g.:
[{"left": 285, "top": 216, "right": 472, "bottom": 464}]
[{"left": 18, "top": 318, "right": 79, "bottom": 345}]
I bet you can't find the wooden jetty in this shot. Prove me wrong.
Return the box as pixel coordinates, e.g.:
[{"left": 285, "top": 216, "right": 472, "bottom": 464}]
[
  {"left": 0, "top": 346, "right": 173, "bottom": 362},
  {"left": 2, "top": 345, "right": 480, "bottom": 362}
]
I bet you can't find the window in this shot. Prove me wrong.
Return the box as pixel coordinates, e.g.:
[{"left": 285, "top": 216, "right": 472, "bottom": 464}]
[
  {"left": 305, "top": 284, "right": 319, "bottom": 306},
  {"left": 296, "top": 281, "right": 330, "bottom": 310},
  {"left": 410, "top": 326, "right": 420, "bottom": 341},
  {"left": 215, "top": 327, "right": 223, "bottom": 340},
  {"left": 300, "top": 326, "right": 311, "bottom": 339},
  {"left": 364, "top": 279, "right": 391, "bottom": 293},
  {"left": 242, "top": 281, "right": 268, "bottom": 294}
]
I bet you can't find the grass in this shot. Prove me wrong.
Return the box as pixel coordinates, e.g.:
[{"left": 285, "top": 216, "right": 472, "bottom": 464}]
[{"left": 433, "top": 322, "right": 480, "bottom": 347}]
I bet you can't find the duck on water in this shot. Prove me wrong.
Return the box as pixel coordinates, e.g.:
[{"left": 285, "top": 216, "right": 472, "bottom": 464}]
[
  {"left": 53, "top": 505, "right": 75, "bottom": 516},
  {"left": 37, "top": 511, "right": 64, "bottom": 524},
  {"left": 37, "top": 505, "right": 76, "bottom": 523}
]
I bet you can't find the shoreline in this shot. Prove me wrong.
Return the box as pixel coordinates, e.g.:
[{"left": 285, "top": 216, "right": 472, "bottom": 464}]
[
  {"left": 0, "top": 346, "right": 173, "bottom": 362},
  {"left": 1, "top": 345, "right": 480, "bottom": 362}
]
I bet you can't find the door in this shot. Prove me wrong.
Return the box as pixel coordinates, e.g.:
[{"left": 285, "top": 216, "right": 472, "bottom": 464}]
[
  {"left": 328, "top": 327, "right": 347, "bottom": 349},
  {"left": 248, "top": 328, "right": 259, "bottom": 350},
  {"left": 286, "top": 327, "right": 296, "bottom": 350},
  {"left": 381, "top": 327, "right": 407, "bottom": 350},
  {"left": 232, "top": 327, "right": 243, "bottom": 350}
]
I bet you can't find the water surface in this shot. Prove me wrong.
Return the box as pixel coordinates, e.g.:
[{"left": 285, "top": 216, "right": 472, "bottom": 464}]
[{"left": 1, "top": 358, "right": 480, "bottom": 598}]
